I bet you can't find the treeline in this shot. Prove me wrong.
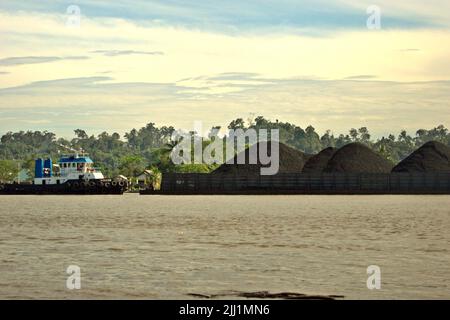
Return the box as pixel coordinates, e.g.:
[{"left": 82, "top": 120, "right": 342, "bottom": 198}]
[{"left": 0, "top": 116, "right": 449, "bottom": 181}]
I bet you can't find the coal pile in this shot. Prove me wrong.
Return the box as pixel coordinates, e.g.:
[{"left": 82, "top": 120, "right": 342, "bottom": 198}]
[
  {"left": 392, "top": 141, "right": 450, "bottom": 173},
  {"left": 302, "top": 147, "right": 337, "bottom": 173},
  {"left": 212, "top": 142, "right": 312, "bottom": 175},
  {"left": 324, "top": 143, "right": 393, "bottom": 173}
]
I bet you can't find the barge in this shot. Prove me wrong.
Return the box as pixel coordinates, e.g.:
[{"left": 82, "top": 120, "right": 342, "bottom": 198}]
[{"left": 140, "top": 172, "right": 450, "bottom": 195}]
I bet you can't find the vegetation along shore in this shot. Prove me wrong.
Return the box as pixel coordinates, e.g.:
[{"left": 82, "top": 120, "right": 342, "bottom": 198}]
[{"left": 1, "top": 116, "right": 450, "bottom": 183}]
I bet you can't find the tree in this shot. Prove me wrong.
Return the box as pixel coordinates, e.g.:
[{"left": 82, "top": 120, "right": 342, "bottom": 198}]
[
  {"left": 74, "top": 129, "right": 88, "bottom": 140},
  {"left": 118, "top": 155, "right": 146, "bottom": 178},
  {"left": 320, "top": 130, "right": 336, "bottom": 148},
  {"left": 125, "top": 128, "right": 139, "bottom": 149},
  {"left": 304, "top": 126, "right": 322, "bottom": 154},
  {"left": 358, "top": 127, "right": 371, "bottom": 144},
  {"left": 208, "top": 126, "right": 221, "bottom": 139},
  {"left": 1, "top": 118, "right": 450, "bottom": 174},
  {"left": 349, "top": 128, "right": 359, "bottom": 141},
  {"left": 377, "top": 144, "right": 395, "bottom": 164},
  {"left": 0, "top": 160, "right": 19, "bottom": 183},
  {"left": 228, "top": 118, "right": 245, "bottom": 130},
  {"left": 335, "top": 134, "right": 352, "bottom": 148},
  {"left": 112, "top": 132, "right": 120, "bottom": 140},
  {"left": 175, "top": 164, "right": 212, "bottom": 173}
]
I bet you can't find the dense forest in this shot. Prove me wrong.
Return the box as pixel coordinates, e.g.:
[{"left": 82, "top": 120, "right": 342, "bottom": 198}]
[{"left": 1, "top": 116, "right": 449, "bottom": 182}]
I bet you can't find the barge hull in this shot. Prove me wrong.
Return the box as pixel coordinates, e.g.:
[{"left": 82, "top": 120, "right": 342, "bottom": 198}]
[
  {"left": 0, "top": 181, "right": 126, "bottom": 195},
  {"left": 140, "top": 172, "right": 450, "bottom": 195}
]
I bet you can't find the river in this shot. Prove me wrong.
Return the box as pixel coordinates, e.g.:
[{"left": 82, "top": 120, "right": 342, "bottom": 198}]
[{"left": 0, "top": 194, "right": 448, "bottom": 299}]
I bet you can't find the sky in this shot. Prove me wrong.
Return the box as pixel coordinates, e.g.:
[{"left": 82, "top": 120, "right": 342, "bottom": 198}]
[{"left": 0, "top": 0, "right": 449, "bottom": 138}]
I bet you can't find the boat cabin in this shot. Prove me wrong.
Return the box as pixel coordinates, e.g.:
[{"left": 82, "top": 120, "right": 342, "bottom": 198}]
[{"left": 34, "top": 154, "right": 104, "bottom": 185}]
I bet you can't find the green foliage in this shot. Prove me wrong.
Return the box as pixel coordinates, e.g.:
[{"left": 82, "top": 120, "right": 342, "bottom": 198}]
[
  {"left": 147, "top": 166, "right": 162, "bottom": 190},
  {"left": 1, "top": 117, "right": 449, "bottom": 177},
  {"left": 118, "top": 155, "right": 146, "bottom": 178},
  {"left": 0, "top": 160, "right": 19, "bottom": 183},
  {"left": 175, "top": 164, "right": 217, "bottom": 173}
]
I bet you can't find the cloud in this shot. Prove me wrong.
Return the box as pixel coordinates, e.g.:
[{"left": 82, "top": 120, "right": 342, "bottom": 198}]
[
  {"left": 14, "top": 76, "right": 112, "bottom": 88},
  {"left": 1, "top": 74, "right": 449, "bottom": 139},
  {"left": 336, "top": 0, "right": 450, "bottom": 29},
  {"left": 0, "top": 76, "right": 186, "bottom": 96},
  {"left": 178, "top": 73, "right": 274, "bottom": 88},
  {"left": 344, "top": 75, "right": 377, "bottom": 80},
  {"left": 0, "top": 6, "right": 449, "bottom": 137},
  {"left": 0, "top": 10, "right": 449, "bottom": 85},
  {"left": 20, "top": 119, "right": 52, "bottom": 124},
  {"left": 0, "top": 56, "right": 89, "bottom": 67},
  {"left": 207, "top": 72, "right": 261, "bottom": 81},
  {"left": 399, "top": 48, "right": 421, "bottom": 52},
  {"left": 0, "top": 0, "right": 445, "bottom": 31},
  {"left": 90, "top": 50, "right": 164, "bottom": 57}
]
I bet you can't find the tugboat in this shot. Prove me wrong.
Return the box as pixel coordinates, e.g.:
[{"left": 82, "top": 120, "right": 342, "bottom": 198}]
[{"left": 0, "top": 154, "right": 127, "bottom": 195}]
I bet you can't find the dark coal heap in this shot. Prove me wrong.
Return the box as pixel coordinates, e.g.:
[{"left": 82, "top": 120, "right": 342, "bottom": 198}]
[
  {"left": 392, "top": 141, "right": 450, "bottom": 173},
  {"left": 213, "top": 142, "right": 312, "bottom": 175}
]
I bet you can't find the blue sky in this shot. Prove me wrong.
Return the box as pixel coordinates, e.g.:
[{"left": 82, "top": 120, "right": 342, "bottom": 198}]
[
  {"left": 0, "top": 0, "right": 442, "bottom": 31},
  {"left": 0, "top": 1, "right": 449, "bottom": 138}
]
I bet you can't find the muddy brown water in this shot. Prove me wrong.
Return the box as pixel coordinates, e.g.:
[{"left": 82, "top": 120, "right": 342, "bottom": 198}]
[{"left": 0, "top": 194, "right": 449, "bottom": 299}]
